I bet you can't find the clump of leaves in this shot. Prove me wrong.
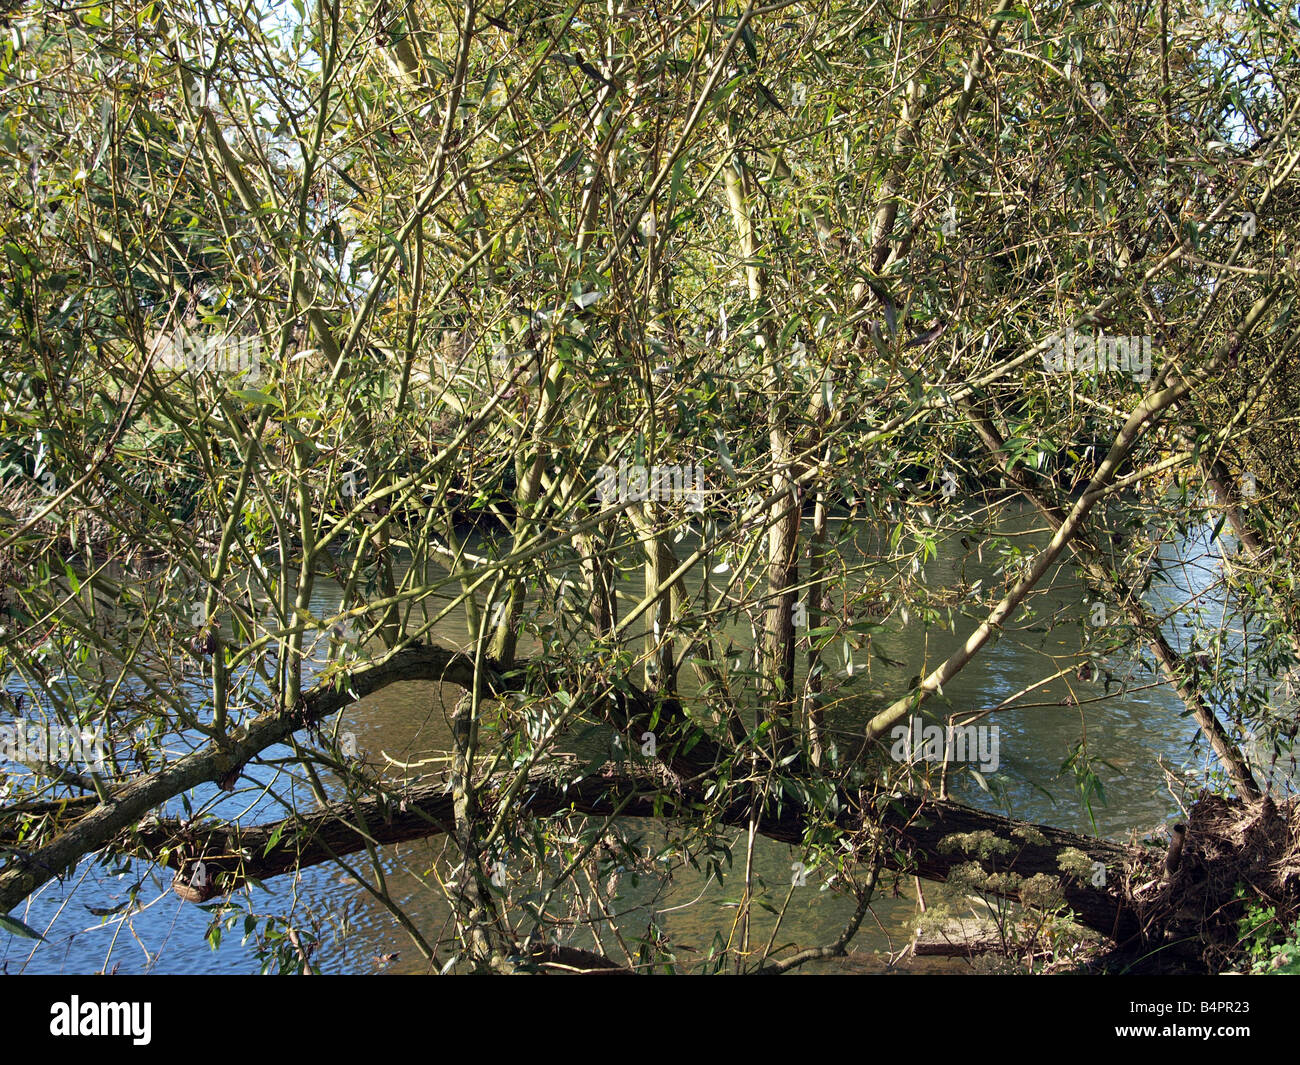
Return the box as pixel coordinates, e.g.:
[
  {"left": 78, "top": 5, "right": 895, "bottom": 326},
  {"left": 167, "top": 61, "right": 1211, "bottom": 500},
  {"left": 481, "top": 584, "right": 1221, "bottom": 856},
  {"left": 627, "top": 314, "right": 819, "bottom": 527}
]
[
  {"left": 1012, "top": 825, "right": 1048, "bottom": 846},
  {"left": 938, "top": 830, "right": 1015, "bottom": 860},
  {"left": 1056, "top": 846, "right": 1096, "bottom": 880},
  {"left": 1020, "top": 873, "right": 1066, "bottom": 912},
  {"left": 1233, "top": 886, "right": 1300, "bottom": 974},
  {"left": 1060, "top": 739, "right": 1120, "bottom": 833}
]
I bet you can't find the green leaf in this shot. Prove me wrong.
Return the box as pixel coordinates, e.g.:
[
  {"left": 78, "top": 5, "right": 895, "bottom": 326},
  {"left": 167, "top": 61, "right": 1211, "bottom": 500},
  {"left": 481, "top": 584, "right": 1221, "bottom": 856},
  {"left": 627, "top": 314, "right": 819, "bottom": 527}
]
[
  {"left": 713, "top": 428, "right": 734, "bottom": 475},
  {"left": 263, "top": 819, "right": 287, "bottom": 857},
  {"left": 0, "top": 912, "right": 46, "bottom": 941},
  {"left": 3, "top": 242, "right": 34, "bottom": 271},
  {"left": 230, "top": 389, "right": 281, "bottom": 408}
]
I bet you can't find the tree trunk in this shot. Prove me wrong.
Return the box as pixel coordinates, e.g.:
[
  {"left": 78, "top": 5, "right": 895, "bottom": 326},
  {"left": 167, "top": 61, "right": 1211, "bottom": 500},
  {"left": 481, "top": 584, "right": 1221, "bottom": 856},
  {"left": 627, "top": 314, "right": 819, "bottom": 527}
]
[{"left": 130, "top": 764, "right": 1145, "bottom": 944}]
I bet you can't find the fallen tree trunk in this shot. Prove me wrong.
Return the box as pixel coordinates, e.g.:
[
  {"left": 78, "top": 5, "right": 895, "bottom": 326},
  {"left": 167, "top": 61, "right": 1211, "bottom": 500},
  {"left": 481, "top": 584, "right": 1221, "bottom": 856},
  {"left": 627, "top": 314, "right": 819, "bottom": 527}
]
[
  {"left": 128, "top": 765, "right": 1142, "bottom": 943},
  {"left": 0, "top": 631, "right": 1158, "bottom": 954},
  {"left": 134, "top": 773, "right": 1300, "bottom": 971}
]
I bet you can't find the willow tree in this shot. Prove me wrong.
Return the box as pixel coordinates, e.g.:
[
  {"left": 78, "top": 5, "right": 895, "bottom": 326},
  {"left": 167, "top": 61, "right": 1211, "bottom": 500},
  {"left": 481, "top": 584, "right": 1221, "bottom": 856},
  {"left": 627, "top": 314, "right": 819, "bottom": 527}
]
[{"left": 2, "top": 0, "right": 1300, "bottom": 974}]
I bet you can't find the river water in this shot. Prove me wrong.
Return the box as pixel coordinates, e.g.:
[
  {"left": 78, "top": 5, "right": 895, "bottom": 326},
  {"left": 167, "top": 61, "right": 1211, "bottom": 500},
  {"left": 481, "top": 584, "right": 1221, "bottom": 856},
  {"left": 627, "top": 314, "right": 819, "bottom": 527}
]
[{"left": 3, "top": 501, "right": 1290, "bottom": 973}]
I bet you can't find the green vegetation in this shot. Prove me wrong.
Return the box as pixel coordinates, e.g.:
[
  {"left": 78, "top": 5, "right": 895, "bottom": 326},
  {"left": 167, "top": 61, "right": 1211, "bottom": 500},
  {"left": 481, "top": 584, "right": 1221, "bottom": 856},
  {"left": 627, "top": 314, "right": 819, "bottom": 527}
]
[{"left": 1, "top": 0, "right": 1299, "bottom": 974}]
